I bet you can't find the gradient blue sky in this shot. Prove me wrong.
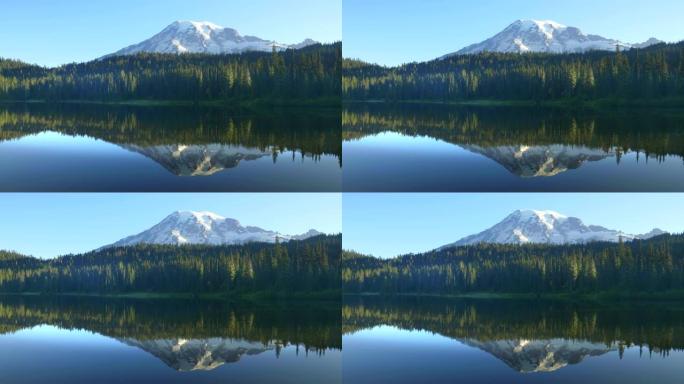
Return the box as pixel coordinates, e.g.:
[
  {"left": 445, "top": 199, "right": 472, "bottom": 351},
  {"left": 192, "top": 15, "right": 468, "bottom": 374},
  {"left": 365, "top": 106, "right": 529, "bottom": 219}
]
[
  {"left": 344, "top": 0, "right": 684, "bottom": 66},
  {"left": 0, "top": 0, "right": 341, "bottom": 67},
  {"left": 343, "top": 194, "right": 684, "bottom": 259},
  {"left": 0, "top": 193, "right": 341, "bottom": 259}
]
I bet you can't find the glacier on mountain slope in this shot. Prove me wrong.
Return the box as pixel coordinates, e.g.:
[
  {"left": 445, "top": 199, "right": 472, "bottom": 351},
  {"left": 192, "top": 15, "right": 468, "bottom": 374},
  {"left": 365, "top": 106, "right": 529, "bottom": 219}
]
[
  {"left": 120, "top": 143, "right": 272, "bottom": 176},
  {"left": 120, "top": 337, "right": 275, "bottom": 371},
  {"left": 461, "top": 144, "right": 614, "bottom": 177},
  {"left": 438, "top": 209, "right": 666, "bottom": 249},
  {"left": 462, "top": 338, "right": 614, "bottom": 373},
  {"left": 106, "top": 20, "right": 317, "bottom": 57},
  {"left": 105, "top": 211, "right": 323, "bottom": 248},
  {"left": 443, "top": 19, "right": 663, "bottom": 57}
]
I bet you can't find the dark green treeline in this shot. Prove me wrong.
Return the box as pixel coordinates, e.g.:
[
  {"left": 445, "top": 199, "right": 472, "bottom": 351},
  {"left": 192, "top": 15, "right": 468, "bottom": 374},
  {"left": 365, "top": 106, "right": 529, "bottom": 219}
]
[
  {"left": 343, "top": 42, "right": 684, "bottom": 102},
  {"left": 0, "top": 235, "right": 340, "bottom": 295},
  {"left": 343, "top": 233, "right": 684, "bottom": 295},
  {"left": 0, "top": 43, "right": 341, "bottom": 103}
]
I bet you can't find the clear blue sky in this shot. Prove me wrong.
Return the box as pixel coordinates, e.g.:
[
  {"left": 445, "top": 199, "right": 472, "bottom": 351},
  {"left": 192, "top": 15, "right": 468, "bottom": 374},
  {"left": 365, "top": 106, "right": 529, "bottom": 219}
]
[
  {"left": 0, "top": 193, "right": 341, "bottom": 259},
  {"left": 343, "top": 193, "right": 684, "bottom": 258},
  {"left": 0, "top": 0, "right": 341, "bottom": 67},
  {"left": 344, "top": 0, "right": 684, "bottom": 66}
]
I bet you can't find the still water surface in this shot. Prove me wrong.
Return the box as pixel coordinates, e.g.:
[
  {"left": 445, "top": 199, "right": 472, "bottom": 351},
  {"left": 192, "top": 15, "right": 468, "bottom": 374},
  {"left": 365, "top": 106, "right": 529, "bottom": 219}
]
[
  {"left": 343, "top": 103, "right": 684, "bottom": 191},
  {"left": 343, "top": 296, "right": 684, "bottom": 384},
  {"left": 0, "top": 295, "right": 340, "bottom": 383},
  {"left": 0, "top": 103, "right": 341, "bottom": 191}
]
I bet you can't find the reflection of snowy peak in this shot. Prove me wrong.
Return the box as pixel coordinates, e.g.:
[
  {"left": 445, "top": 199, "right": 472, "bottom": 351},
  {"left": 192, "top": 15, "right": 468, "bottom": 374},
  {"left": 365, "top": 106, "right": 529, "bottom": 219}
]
[
  {"left": 441, "top": 209, "right": 665, "bottom": 248},
  {"left": 107, "top": 20, "right": 317, "bottom": 57},
  {"left": 106, "top": 211, "right": 321, "bottom": 247},
  {"left": 463, "top": 338, "right": 613, "bottom": 372},
  {"left": 462, "top": 144, "right": 612, "bottom": 177},
  {"left": 122, "top": 144, "right": 271, "bottom": 176},
  {"left": 446, "top": 19, "right": 662, "bottom": 56},
  {"left": 121, "top": 338, "right": 274, "bottom": 371}
]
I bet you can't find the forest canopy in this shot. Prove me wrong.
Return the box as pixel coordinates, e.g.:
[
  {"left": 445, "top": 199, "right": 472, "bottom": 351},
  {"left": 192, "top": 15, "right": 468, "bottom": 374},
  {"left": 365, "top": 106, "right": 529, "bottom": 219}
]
[
  {"left": 343, "top": 42, "right": 684, "bottom": 103},
  {"left": 0, "top": 234, "right": 341, "bottom": 296},
  {"left": 343, "top": 233, "right": 684, "bottom": 296},
  {"left": 0, "top": 43, "right": 341, "bottom": 104}
]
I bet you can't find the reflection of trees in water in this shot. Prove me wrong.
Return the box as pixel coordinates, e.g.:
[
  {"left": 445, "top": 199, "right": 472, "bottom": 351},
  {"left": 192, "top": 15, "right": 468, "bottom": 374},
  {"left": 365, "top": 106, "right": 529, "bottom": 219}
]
[
  {"left": 343, "top": 296, "right": 684, "bottom": 356},
  {"left": 0, "top": 103, "right": 341, "bottom": 160},
  {"left": 343, "top": 104, "right": 684, "bottom": 161},
  {"left": 0, "top": 295, "right": 341, "bottom": 352}
]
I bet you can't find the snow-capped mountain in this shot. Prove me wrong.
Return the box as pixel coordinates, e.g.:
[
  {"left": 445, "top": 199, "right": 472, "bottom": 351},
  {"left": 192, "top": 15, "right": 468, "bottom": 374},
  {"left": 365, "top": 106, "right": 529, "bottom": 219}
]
[
  {"left": 121, "top": 144, "right": 272, "bottom": 176},
  {"left": 121, "top": 337, "right": 275, "bottom": 371},
  {"left": 439, "top": 209, "right": 665, "bottom": 248},
  {"left": 105, "top": 211, "right": 322, "bottom": 248},
  {"left": 461, "top": 144, "right": 613, "bottom": 177},
  {"left": 444, "top": 19, "right": 663, "bottom": 56},
  {"left": 463, "top": 338, "right": 614, "bottom": 373},
  {"left": 106, "top": 21, "right": 317, "bottom": 57}
]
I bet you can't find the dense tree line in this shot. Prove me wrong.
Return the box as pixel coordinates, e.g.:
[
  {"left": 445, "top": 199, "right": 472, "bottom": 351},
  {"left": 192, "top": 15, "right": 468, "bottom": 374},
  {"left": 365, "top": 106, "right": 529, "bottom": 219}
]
[
  {"left": 0, "top": 235, "right": 340, "bottom": 294},
  {"left": 0, "top": 43, "right": 341, "bottom": 103},
  {"left": 343, "top": 233, "right": 684, "bottom": 295},
  {"left": 343, "top": 42, "right": 684, "bottom": 102}
]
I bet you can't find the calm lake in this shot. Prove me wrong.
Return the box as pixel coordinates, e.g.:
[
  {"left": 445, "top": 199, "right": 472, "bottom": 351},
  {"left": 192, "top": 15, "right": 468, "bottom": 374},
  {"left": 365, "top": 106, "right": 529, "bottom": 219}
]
[
  {"left": 0, "top": 103, "right": 341, "bottom": 191},
  {"left": 343, "top": 296, "right": 684, "bottom": 384},
  {"left": 343, "top": 103, "right": 684, "bottom": 191},
  {"left": 0, "top": 295, "right": 341, "bottom": 383}
]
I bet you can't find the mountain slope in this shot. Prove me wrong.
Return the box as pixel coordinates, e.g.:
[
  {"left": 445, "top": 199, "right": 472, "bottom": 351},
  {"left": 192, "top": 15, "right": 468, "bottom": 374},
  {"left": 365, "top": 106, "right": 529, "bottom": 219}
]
[
  {"left": 463, "top": 338, "right": 613, "bottom": 373},
  {"left": 106, "top": 211, "right": 321, "bottom": 248},
  {"left": 444, "top": 19, "right": 662, "bottom": 56},
  {"left": 121, "top": 144, "right": 271, "bottom": 176},
  {"left": 107, "top": 20, "right": 317, "bottom": 57},
  {"left": 440, "top": 209, "right": 665, "bottom": 249},
  {"left": 121, "top": 338, "right": 274, "bottom": 371},
  {"left": 461, "top": 144, "right": 613, "bottom": 177}
]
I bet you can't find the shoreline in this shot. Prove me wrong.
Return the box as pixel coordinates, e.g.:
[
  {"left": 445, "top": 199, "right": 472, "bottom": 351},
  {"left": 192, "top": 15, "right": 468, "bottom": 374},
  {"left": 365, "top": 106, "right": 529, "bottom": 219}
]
[
  {"left": 342, "top": 98, "right": 684, "bottom": 109},
  {"left": 0, "top": 98, "right": 341, "bottom": 109},
  {"left": 0, "top": 290, "right": 341, "bottom": 302},
  {"left": 343, "top": 291, "right": 684, "bottom": 301}
]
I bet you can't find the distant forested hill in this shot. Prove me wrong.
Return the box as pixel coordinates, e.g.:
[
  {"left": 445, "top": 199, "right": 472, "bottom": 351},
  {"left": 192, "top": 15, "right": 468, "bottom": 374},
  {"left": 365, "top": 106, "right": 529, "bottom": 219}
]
[
  {"left": 0, "top": 43, "right": 341, "bottom": 104},
  {"left": 0, "top": 234, "right": 340, "bottom": 295},
  {"left": 343, "top": 233, "right": 684, "bottom": 296},
  {"left": 343, "top": 42, "right": 684, "bottom": 103}
]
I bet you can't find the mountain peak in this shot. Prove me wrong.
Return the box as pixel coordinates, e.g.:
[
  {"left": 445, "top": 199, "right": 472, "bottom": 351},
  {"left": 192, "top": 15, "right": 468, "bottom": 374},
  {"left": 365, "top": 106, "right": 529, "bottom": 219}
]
[
  {"left": 105, "top": 21, "right": 317, "bottom": 57},
  {"left": 104, "top": 211, "right": 321, "bottom": 248},
  {"left": 445, "top": 19, "right": 661, "bottom": 57},
  {"left": 173, "top": 20, "right": 223, "bottom": 28},
  {"left": 511, "top": 209, "right": 568, "bottom": 230},
  {"left": 514, "top": 19, "right": 567, "bottom": 31},
  {"left": 515, "top": 209, "right": 567, "bottom": 219},
  {"left": 438, "top": 210, "right": 667, "bottom": 249},
  {"left": 167, "top": 211, "right": 228, "bottom": 231},
  {"left": 172, "top": 210, "right": 226, "bottom": 220},
  {"left": 168, "top": 21, "right": 226, "bottom": 39}
]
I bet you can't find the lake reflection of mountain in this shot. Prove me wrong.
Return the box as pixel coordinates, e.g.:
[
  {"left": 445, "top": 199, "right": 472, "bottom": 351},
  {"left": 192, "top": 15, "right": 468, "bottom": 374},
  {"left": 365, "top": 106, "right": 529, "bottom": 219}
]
[
  {"left": 343, "top": 296, "right": 684, "bottom": 381},
  {"left": 0, "top": 295, "right": 340, "bottom": 382},
  {"left": 121, "top": 337, "right": 276, "bottom": 371},
  {"left": 0, "top": 103, "right": 341, "bottom": 191},
  {"left": 121, "top": 144, "right": 272, "bottom": 176},
  {"left": 343, "top": 103, "right": 684, "bottom": 191}
]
